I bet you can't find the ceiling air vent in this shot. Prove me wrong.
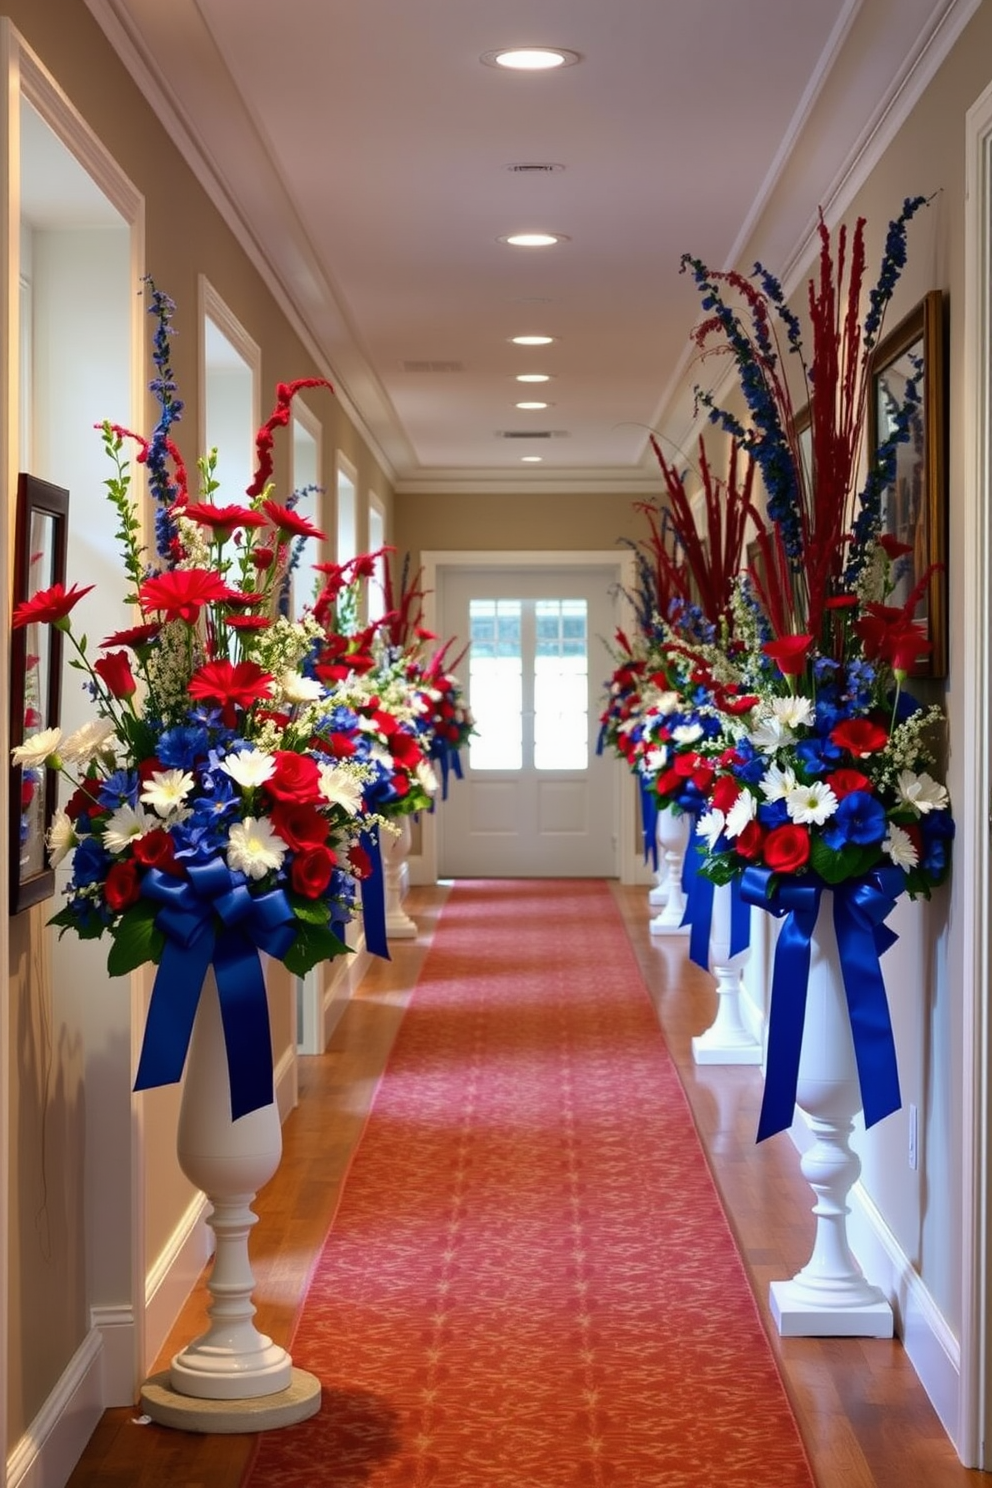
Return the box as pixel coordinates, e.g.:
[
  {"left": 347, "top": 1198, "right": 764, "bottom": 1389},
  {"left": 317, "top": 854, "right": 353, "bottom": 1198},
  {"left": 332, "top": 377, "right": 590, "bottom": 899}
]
[
  {"left": 505, "top": 162, "right": 565, "bottom": 174},
  {"left": 401, "top": 360, "right": 465, "bottom": 373},
  {"left": 496, "top": 430, "right": 570, "bottom": 439}
]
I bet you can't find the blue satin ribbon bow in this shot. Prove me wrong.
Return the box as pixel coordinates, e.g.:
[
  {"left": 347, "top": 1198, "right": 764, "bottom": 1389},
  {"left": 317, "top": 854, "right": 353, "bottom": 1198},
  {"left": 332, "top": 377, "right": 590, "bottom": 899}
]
[
  {"left": 135, "top": 858, "right": 298, "bottom": 1120},
  {"left": 741, "top": 866, "right": 903, "bottom": 1143}
]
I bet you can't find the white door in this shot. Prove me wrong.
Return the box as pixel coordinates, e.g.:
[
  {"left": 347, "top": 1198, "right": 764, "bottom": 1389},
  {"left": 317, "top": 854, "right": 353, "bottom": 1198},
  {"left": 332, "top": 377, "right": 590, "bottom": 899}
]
[{"left": 438, "top": 564, "right": 619, "bottom": 877}]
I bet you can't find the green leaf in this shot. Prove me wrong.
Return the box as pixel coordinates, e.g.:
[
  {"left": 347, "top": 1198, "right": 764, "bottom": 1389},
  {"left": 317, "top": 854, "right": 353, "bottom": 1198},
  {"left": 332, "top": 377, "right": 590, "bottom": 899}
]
[
  {"left": 286, "top": 891, "right": 332, "bottom": 926},
  {"left": 283, "top": 921, "right": 351, "bottom": 977},
  {"left": 107, "top": 901, "right": 165, "bottom": 977}
]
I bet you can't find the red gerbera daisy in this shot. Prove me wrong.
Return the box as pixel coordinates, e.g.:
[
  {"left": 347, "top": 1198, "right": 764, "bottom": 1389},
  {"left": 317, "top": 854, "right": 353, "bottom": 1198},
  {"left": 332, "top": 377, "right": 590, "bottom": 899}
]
[
  {"left": 139, "top": 569, "right": 232, "bottom": 623},
  {"left": 13, "top": 581, "right": 94, "bottom": 630}
]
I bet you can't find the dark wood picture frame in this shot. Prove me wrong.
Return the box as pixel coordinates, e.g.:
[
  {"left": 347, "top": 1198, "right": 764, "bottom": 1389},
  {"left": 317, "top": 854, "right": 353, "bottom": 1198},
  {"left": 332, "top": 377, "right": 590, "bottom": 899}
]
[
  {"left": 10, "top": 474, "right": 69, "bottom": 913},
  {"left": 867, "top": 290, "right": 947, "bottom": 678}
]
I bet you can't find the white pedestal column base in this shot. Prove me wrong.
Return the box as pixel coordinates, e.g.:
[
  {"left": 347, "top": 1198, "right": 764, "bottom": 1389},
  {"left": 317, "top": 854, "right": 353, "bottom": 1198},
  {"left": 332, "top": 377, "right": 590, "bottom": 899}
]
[
  {"left": 770, "top": 1282, "right": 893, "bottom": 1338},
  {"left": 692, "top": 888, "right": 761, "bottom": 1064},
  {"left": 649, "top": 805, "right": 690, "bottom": 933},
  {"left": 141, "top": 1367, "right": 322, "bottom": 1433},
  {"left": 383, "top": 815, "right": 418, "bottom": 939}
]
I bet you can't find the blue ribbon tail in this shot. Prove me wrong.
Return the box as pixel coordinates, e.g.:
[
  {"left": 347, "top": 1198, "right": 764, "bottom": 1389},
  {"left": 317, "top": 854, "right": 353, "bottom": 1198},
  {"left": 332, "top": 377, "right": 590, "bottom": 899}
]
[
  {"left": 360, "top": 829, "right": 391, "bottom": 960},
  {"left": 687, "top": 870, "right": 715, "bottom": 971},
  {"left": 833, "top": 884, "right": 902, "bottom": 1130},
  {"left": 729, "top": 875, "right": 751, "bottom": 959},
  {"left": 756, "top": 884, "right": 822, "bottom": 1142},
  {"left": 214, "top": 934, "right": 275, "bottom": 1120},
  {"left": 439, "top": 748, "right": 451, "bottom": 800},
  {"left": 640, "top": 783, "right": 659, "bottom": 870},
  {"left": 679, "top": 817, "right": 702, "bottom": 917},
  {"left": 133, "top": 930, "right": 215, "bottom": 1095}
]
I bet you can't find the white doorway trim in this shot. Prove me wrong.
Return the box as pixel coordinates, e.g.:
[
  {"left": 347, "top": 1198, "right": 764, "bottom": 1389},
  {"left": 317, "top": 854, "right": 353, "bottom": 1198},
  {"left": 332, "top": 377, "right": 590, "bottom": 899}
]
[
  {"left": 960, "top": 79, "right": 992, "bottom": 1469},
  {"left": 416, "top": 549, "right": 640, "bottom": 887}
]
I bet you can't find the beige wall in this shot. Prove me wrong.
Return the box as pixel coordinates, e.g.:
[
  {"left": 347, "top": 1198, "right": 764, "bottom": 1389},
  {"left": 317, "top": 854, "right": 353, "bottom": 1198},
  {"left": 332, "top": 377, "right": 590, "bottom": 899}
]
[
  {"left": 395, "top": 488, "right": 641, "bottom": 562},
  {"left": 2, "top": 0, "right": 394, "bottom": 1446}
]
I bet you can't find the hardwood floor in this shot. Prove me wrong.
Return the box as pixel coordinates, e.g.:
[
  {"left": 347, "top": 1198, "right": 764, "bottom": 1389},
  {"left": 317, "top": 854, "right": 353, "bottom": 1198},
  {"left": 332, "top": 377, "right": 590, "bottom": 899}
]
[{"left": 66, "top": 883, "right": 983, "bottom": 1487}]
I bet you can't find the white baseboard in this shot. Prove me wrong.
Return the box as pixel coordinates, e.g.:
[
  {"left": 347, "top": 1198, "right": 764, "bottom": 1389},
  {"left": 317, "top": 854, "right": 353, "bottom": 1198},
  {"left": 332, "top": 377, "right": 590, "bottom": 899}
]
[
  {"left": 274, "top": 1037, "right": 298, "bottom": 1121},
  {"left": 91, "top": 1304, "right": 136, "bottom": 1408},
  {"left": 143, "top": 1190, "right": 211, "bottom": 1375},
  {"left": 788, "top": 1115, "right": 961, "bottom": 1448},
  {"left": 6, "top": 1328, "right": 104, "bottom": 1488}
]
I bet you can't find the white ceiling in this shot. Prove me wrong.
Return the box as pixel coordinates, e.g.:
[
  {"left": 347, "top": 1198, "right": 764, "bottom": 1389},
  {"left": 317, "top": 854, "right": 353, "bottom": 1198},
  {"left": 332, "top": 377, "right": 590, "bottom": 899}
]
[{"left": 84, "top": 0, "right": 976, "bottom": 495}]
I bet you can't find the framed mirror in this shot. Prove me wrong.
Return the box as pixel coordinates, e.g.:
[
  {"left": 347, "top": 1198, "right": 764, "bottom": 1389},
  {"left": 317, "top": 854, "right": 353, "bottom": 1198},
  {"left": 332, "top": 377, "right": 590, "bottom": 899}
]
[{"left": 10, "top": 474, "right": 69, "bottom": 912}]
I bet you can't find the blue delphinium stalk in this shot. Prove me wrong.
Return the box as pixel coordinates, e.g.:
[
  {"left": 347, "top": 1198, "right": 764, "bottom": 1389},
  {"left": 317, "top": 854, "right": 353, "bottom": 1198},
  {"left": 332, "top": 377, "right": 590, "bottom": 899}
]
[{"left": 142, "top": 277, "right": 186, "bottom": 560}]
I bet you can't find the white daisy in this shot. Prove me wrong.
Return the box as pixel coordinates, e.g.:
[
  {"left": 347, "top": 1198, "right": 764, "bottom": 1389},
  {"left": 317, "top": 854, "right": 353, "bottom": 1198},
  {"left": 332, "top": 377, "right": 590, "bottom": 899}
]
[
  {"left": 895, "top": 769, "right": 949, "bottom": 815},
  {"left": 226, "top": 816, "right": 287, "bottom": 879},
  {"left": 102, "top": 803, "right": 155, "bottom": 854},
  {"left": 47, "top": 810, "right": 78, "bottom": 868},
  {"left": 749, "top": 715, "right": 795, "bottom": 752},
  {"left": 672, "top": 723, "right": 704, "bottom": 746},
  {"left": 883, "top": 823, "right": 919, "bottom": 870},
  {"left": 725, "top": 791, "right": 758, "bottom": 840},
  {"left": 59, "top": 718, "right": 117, "bottom": 766},
  {"left": 221, "top": 748, "right": 276, "bottom": 790},
  {"left": 786, "top": 781, "right": 838, "bottom": 825},
  {"left": 696, "top": 808, "right": 726, "bottom": 851},
  {"left": 415, "top": 759, "right": 439, "bottom": 796},
  {"left": 652, "top": 691, "right": 681, "bottom": 716},
  {"left": 12, "top": 727, "right": 62, "bottom": 770},
  {"left": 318, "top": 762, "right": 364, "bottom": 816},
  {"left": 770, "top": 695, "right": 815, "bottom": 730},
  {"left": 276, "top": 670, "right": 324, "bottom": 705},
  {"left": 759, "top": 762, "right": 798, "bottom": 802},
  {"left": 140, "top": 767, "right": 196, "bottom": 818}
]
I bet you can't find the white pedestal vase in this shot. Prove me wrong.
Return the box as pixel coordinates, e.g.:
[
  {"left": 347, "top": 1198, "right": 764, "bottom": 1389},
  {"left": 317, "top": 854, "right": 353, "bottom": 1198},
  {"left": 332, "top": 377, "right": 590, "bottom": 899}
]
[
  {"left": 692, "top": 887, "right": 761, "bottom": 1065},
  {"left": 769, "top": 892, "right": 893, "bottom": 1338},
  {"left": 383, "top": 813, "right": 418, "bottom": 939},
  {"left": 649, "top": 806, "right": 690, "bottom": 936},
  {"left": 648, "top": 811, "right": 670, "bottom": 908},
  {"left": 140, "top": 970, "right": 321, "bottom": 1431}
]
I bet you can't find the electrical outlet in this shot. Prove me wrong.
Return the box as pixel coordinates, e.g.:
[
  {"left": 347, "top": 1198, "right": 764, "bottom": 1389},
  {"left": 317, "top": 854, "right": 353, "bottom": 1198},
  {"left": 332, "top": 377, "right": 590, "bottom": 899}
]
[{"left": 908, "top": 1103, "right": 919, "bottom": 1170}]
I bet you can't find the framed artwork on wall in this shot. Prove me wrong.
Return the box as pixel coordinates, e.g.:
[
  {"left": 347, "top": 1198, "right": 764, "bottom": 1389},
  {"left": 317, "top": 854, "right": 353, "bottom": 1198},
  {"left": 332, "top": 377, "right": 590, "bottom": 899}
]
[
  {"left": 867, "top": 289, "right": 947, "bottom": 678},
  {"left": 9, "top": 474, "right": 69, "bottom": 913}
]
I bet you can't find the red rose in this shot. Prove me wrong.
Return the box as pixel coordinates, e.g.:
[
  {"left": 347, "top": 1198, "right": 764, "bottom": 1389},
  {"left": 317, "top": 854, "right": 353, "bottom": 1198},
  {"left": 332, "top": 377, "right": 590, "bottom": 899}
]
[
  {"left": 391, "top": 773, "right": 411, "bottom": 798},
  {"left": 691, "top": 762, "right": 715, "bottom": 794},
  {"left": 105, "top": 859, "right": 141, "bottom": 912},
  {"left": 347, "top": 843, "right": 372, "bottom": 880},
  {"left": 736, "top": 820, "right": 766, "bottom": 860},
  {"left": 270, "top": 801, "right": 329, "bottom": 851},
  {"left": 711, "top": 776, "right": 740, "bottom": 814},
  {"left": 132, "top": 828, "right": 179, "bottom": 874},
  {"left": 290, "top": 845, "right": 336, "bottom": 899},
  {"left": 94, "top": 649, "right": 136, "bottom": 698},
  {"left": 265, "top": 750, "right": 322, "bottom": 804},
  {"left": 654, "top": 767, "right": 682, "bottom": 798},
  {"left": 830, "top": 719, "right": 888, "bottom": 758},
  {"left": 64, "top": 779, "right": 105, "bottom": 822},
  {"left": 673, "top": 753, "right": 698, "bottom": 778},
  {"left": 825, "top": 768, "right": 871, "bottom": 800},
  {"left": 763, "top": 824, "right": 811, "bottom": 874}
]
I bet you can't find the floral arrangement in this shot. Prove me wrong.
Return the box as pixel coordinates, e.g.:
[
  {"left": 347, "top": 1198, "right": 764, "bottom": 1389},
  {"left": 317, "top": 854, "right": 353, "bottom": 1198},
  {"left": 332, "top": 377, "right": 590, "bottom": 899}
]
[{"left": 10, "top": 282, "right": 383, "bottom": 1117}]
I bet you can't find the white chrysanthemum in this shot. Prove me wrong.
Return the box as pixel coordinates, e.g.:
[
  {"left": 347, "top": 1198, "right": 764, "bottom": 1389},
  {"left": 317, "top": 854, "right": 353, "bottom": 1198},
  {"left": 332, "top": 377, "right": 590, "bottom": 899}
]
[
  {"left": 415, "top": 759, "right": 439, "bottom": 796},
  {"left": 672, "top": 723, "right": 704, "bottom": 746},
  {"left": 786, "top": 781, "right": 838, "bottom": 825},
  {"left": 725, "top": 791, "right": 758, "bottom": 840},
  {"left": 59, "top": 718, "right": 117, "bottom": 766},
  {"left": 276, "top": 670, "right": 324, "bottom": 706},
  {"left": 318, "top": 762, "right": 365, "bottom": 816},
  {"left": 12, "top": 727, "right": 62, "bottom": 770},
  {"left": 140, "top": 767, "right": 196, "bottom": 818},
  {"left": 696, "top": 808, "right": 726, "bottom": 851},
  {"left": 221, "top": 748, "right": 276, "bottom": 790},
  {"left": 895, "top": 769, "right": 949, "bottom": 815},
  {"left": 749, "top": 716, "right": 795, "bottom": 752},
  {"left": 770, "top": 695, "right": 815, "bottom": 730},
  {"left": 645, "top": 746, "right": 669, "bottom": 774},
  {"left": 102, "top": 804, "right": 156, "bottom": 855},
  {"left": 883, "top": 823, "right": 919, "bottom": 870},
  {"left": 47, "top": 810, "right": 77, "bottom": 868},
  {"left": 652, "top": 691, "right": 681, "bottom": 716},
  {"left": 759, "top": 762, "right": 798, "bottom": 802},
  {"left": 226, "top": 816, "right": 287, "bottom": 879}
]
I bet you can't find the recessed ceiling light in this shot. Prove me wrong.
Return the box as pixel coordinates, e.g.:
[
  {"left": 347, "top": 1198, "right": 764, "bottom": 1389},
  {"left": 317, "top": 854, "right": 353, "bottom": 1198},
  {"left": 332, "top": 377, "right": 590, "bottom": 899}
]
[
  {"left": 521, "top": 455, "right": 544, "bottom": 463},
  {"left": 515, "top": 400, "right": 550, "bottom": 410},
  {"left": 481, "top": 48, "right": 580, "bottom": 71},
  {"left": 511, "top": 335, "right": 555, "bottom": 346},
  {"left": 500, "top": 232, "right": 567, "bottom": 248},
  {"left": 516, "top": 373, "right": 551, "bottom": 383}
]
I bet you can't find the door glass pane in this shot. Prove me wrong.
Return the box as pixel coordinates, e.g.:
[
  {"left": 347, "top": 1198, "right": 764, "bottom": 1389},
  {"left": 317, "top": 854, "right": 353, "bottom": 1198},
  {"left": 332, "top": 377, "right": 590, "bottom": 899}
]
[
  {"left": 534, "top": 599, "right": 588, "bottom": 770},
  {"left": 468, "top": 599, "right": 522, "bottom": 769}
]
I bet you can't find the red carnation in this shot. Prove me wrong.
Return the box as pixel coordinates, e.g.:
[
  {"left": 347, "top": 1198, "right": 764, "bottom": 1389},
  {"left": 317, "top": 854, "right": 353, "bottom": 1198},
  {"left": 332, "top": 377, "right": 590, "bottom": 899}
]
[
  {"left": 101, "top": 623, "right": 161, "bottom": 650},
  {"left": 348, "top": 843, "right": 373, "bottom": 880},
  {"left": 188, "top": 659, "right": 275, "bottom": 728},
  {"left": 711, "top": 776, "right": 741, "bottom": 814},
  {"left": 261, "top": 499, "right": 326, "bottom": 541},
  {"left": 139, "top": 568, "right": 232, "bottom": 623},
  {"left": 824, "top": 768, "right": 872, "bottom": 800},
  {"left": 13, "top": 581, "right": 94, "bottom": 630},
  {"left": 762, "top": 634, "right": 814, "bottom": 676},
  {"left": 763, "top": 824, "right": 811, "bottom": 874},
  {"left": 830, "top": 718, "right": 888, "bottom": 758}
]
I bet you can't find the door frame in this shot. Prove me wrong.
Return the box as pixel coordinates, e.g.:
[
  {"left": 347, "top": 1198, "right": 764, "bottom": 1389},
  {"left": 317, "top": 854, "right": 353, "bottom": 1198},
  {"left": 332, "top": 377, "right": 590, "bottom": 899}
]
[{"left": 414, "top": 549, "right": 641, "bottom": 887}]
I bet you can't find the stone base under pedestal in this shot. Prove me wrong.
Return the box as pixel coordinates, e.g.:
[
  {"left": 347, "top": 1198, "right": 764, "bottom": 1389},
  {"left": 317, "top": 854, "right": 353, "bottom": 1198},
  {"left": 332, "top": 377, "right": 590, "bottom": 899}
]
[
  {"left": 770, "top": 1282, "right": 894, "bottom": 1338},
  {"left": 385, "top": 914, "right": 418, "bottom": 939},
  {"left": 140, "top": 1368, "right": 322, "bottom": 1433},
  {"left": 691, "top": 1033, "right": 762, "bottom": 1065},
  {"left": 648, "top": 916, "right": 689, "bottom": 937}
]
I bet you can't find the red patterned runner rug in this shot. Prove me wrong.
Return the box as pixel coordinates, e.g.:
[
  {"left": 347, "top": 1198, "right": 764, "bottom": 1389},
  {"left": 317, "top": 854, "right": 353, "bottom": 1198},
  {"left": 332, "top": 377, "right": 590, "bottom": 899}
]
[{"left": 244, "top": 879, "right": 815, "bottom": 1487}]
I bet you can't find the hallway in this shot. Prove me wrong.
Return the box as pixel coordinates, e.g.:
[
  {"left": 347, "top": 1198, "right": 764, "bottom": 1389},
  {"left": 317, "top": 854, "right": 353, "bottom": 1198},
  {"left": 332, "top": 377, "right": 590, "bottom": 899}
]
[{"left": 66, "top": 885, "right": 980, "bottom": 1488}]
